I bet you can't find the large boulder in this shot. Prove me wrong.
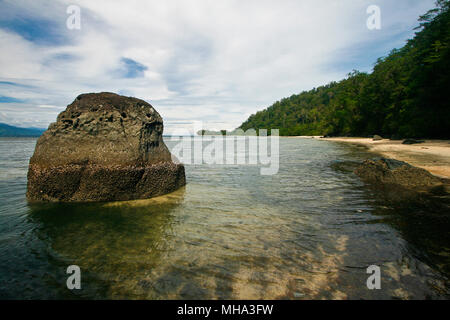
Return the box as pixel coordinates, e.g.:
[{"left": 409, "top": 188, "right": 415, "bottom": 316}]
[
  {"left": 27, "top": 92, "right": 185, "bottom": 202},
  {"left": 354, "top": 158, "right": 442, "bottom": 189}
]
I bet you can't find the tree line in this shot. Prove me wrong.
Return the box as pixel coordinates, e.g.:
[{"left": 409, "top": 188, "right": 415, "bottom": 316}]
[{"left": 239, "top": 1, "right": 450, "bottom": 138}]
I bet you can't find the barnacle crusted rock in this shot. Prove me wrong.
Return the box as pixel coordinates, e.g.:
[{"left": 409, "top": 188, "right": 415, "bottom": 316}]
[{"left": 27, "top": 92, "right": 185, "bottom": 202}]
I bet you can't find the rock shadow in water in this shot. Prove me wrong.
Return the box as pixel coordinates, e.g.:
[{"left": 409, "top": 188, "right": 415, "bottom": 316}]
[{"left": 26, "top": 187, "right": 185, "bottom": 299}]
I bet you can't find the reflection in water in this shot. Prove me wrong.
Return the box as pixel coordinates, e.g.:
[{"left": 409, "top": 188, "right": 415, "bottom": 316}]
[
  {"left": 27, "top": 188, "right": 185, "bottom": 299},
  {"left": 364, "top": 188, "right": 450, "bottom": 297},
  {"left": 0, "top": 137, "right": 449, "bottom": 299}
]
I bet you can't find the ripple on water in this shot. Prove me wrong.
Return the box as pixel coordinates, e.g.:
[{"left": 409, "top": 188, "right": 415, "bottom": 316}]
[{"left": 0, "top": 137, "right": 448, "bottom": 299}]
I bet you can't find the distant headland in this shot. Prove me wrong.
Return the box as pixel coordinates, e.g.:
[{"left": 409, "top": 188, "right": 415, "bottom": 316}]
[{"left": 0, "top": 123, "right": 45, "bottom": 137}]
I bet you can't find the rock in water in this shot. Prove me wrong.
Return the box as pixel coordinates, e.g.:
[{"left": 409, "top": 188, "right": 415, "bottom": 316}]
[
  {"left": 402, "top": 139, "right": 425, "bottom": 145},
  {"left": 354, "top": 158, "right": 442, "bottom": 189},
  {"left": 372, "top": 135, "right": 383, "bottom": 141},
  {"left": 27, "top": 92, "right": 186, "bottom": 202}
]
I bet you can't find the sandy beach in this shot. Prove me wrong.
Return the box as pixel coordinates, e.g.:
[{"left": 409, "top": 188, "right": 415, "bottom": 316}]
[{"left": 317, "top": 137, "right": 450, "bottom": 179}]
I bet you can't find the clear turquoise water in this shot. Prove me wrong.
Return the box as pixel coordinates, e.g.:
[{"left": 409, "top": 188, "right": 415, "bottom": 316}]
[{"left": 0, "top": 137, "right": 448, "bottom": 299}]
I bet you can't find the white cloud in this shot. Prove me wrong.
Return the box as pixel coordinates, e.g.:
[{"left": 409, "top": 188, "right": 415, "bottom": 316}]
[{"left": 0, "top": 0, "right": 436, "bottom": 130}]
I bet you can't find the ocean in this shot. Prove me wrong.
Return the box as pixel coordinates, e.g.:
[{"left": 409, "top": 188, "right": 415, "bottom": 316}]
[{"left": 0, "top": 137, "right": 448, "bottom": 299}]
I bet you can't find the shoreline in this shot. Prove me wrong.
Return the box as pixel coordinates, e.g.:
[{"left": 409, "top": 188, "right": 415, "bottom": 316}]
[{"left": 312, "top": 137, "right": 450, "bottom": 179}]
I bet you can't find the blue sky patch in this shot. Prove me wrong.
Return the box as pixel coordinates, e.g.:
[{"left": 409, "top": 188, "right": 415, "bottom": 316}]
[
  {"left": 0, "top": 96, "right": 24, "bottom": 103},
  {"left": 0, "top": 15, "right": 67, "bottom": 46},
  {"left": 0, "top": 81, "right": 33, "bottom": 88},
  {"left": 0, "top": 0, "right": 69, "bottom": 46},
  {"left": 119, "top": 58, "right": 148, "bottom": 78}
]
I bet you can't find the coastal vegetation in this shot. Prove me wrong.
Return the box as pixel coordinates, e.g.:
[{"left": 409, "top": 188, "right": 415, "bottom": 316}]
[{"left": 239, "top": 1, "right": 450, "bottom": 138}]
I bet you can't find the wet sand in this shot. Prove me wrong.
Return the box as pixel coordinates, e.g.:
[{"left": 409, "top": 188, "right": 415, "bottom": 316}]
[{"left": 317, "top": 137, "right": 450, "bottom": 179}]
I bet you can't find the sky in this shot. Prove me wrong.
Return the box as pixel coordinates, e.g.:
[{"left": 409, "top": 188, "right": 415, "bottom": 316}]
[{"left": 0, "top": 0, "right": 436, "bottom": 134}]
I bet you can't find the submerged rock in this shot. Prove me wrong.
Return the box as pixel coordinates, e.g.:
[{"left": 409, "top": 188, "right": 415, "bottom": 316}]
[
  {"left": 402, "top": 139, "right": 425, "bottom": 145},
  {"left": 373, "top": 135, "right": 383, "bottom": 141},
  {"left": 354, "top": 158, "right": 442, "bottom": 190},
  {"left": 27, "top": 92, "right": 185, "bottom": 202},
  {"left": 330, "top": 160, "right": 361, "bottom": 173}
]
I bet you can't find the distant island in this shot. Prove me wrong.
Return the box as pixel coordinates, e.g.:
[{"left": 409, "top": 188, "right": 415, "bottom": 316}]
[
  {"left": 197, "top": 130, "right": 227, "bottom": 136},
  {"left": 196, "top": 129, "right": 264, "bottom": 136},
  {"left": 0, "top": 123, "right": 45, "bottom": 137}
]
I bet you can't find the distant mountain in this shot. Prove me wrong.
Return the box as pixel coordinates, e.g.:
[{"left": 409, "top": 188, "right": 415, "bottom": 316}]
[{"left": 0, "top": 123, "right": 45, "bottom": 137}]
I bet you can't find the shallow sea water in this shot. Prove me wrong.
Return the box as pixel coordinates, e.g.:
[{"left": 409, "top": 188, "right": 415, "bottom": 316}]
[{"left": 0, "top": 137, "right": 448, "bottom": 299}]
